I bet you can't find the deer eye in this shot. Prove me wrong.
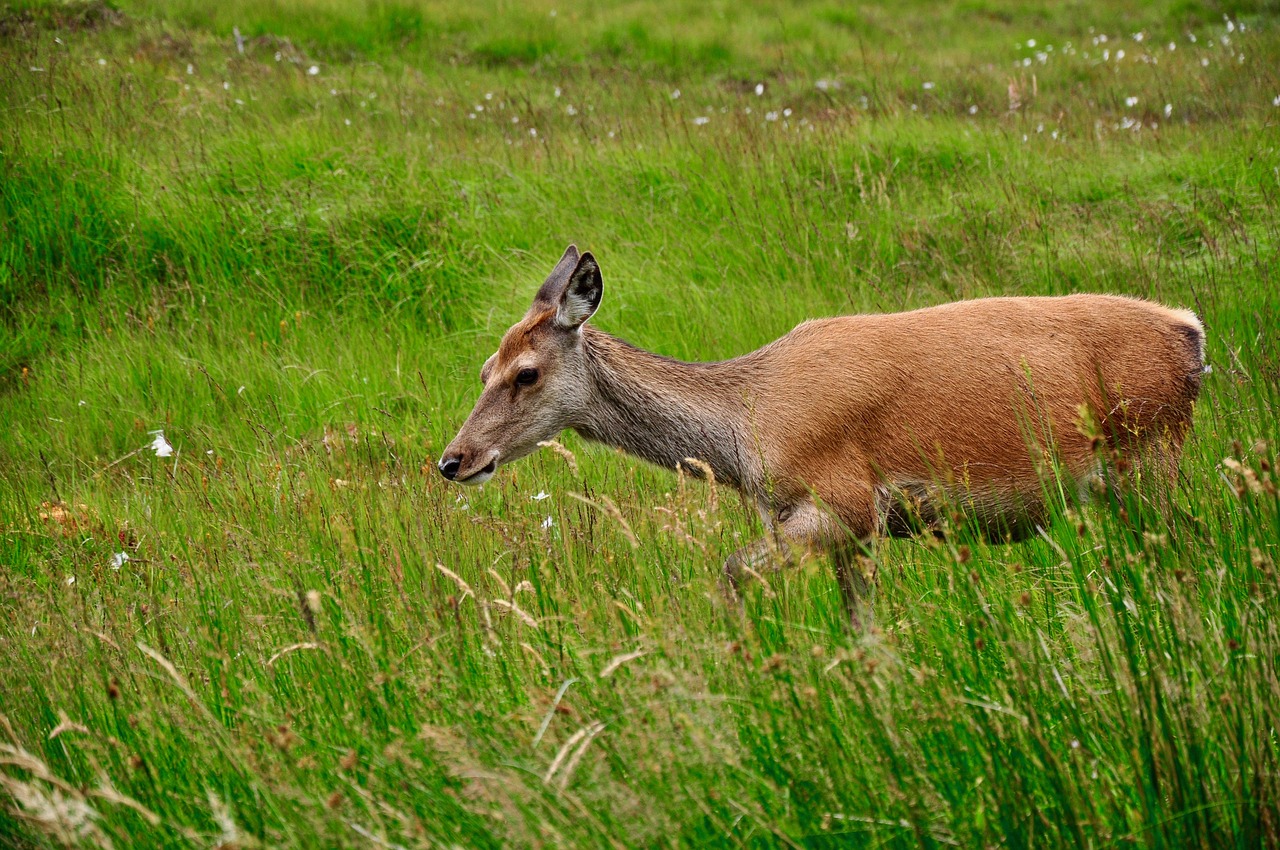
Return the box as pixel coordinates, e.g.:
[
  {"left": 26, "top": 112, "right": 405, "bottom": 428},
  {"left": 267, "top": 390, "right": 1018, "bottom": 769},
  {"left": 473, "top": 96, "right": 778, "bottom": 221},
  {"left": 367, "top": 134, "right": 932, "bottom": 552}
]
[{"left": 515, "top": 368, "right": 539, "bottom": 387}]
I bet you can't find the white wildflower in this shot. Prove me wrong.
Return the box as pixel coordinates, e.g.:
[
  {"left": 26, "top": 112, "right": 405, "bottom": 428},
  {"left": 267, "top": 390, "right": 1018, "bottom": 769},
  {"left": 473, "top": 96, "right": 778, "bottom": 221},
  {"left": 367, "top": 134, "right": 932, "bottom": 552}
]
[
  {"left": 65, "top": 575, "right": 76, "bottom": 586},
  {"left": 922, "top": 81, "right": 935, "bottom": 90},
  {"left": 307, "top": 64, "right": 320, "bottom": 75},
  {"left": 693, "top": 116, "right": 709, "bottom": 125},
  {"left": 554, "top": 86, "right": 561, "bottom": 97},
  {"left": 782, "top": 107, "right": 792, "bottom": 116},
  {"left": 1164, "top": 103, "right": 1173, "bottom": 116},
  {"left": 542, "top": 516, "right": 554, "bottom": 529},
  {"left": 1027, "top": 38, "right": 1036, "bottom": 47},
  {"left": 111, "top": 552, "right": 129, "bottom": 570},
  {"left": 150, "top": 431, "right": 174, "bottom": 458},
  {"left": 968, "top": 105, "right": 978, "bottom": 114},
  {"left": 670, "top": 89, "right": 680, "bottom": 99},
  {"left": 1125, "top": 96, "right": 1139, "bottom": 107},
  {"left": 98, "top": 58, "right": 107, "bottom": 66},
  {"left": 532, "top": 491, "right": 551, "bottom": 501},
  {"left": 755, "top": 83, "right": 764, "bottom": 95},
  {"left": 765, "top": 110, "right": 779, "bottom": 121}
]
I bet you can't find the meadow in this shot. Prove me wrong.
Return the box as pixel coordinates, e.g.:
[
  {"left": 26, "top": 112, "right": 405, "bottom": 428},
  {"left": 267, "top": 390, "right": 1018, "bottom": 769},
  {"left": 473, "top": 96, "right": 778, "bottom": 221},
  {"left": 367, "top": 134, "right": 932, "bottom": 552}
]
[{"left": 1, "top": 0, "right": 1279, "bottom": 846}]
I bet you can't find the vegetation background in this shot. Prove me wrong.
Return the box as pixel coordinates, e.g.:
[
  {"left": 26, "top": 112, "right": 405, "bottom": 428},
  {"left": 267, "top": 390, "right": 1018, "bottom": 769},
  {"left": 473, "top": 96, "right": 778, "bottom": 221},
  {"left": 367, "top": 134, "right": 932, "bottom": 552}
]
[{"left": 1, "top": 0, "right": 1278, "bottom": 846}]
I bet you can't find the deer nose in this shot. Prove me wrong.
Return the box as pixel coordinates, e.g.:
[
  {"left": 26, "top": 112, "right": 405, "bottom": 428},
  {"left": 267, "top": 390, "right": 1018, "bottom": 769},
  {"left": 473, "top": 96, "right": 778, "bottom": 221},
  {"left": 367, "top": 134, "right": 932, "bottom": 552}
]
[{"left": 438, "top": 455, "right": 462, "bottom": 480}]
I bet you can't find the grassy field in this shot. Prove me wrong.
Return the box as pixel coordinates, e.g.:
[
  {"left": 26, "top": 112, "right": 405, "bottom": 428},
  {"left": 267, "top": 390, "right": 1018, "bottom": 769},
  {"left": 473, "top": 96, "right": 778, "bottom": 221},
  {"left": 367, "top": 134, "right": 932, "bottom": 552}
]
[{"left": 2, "top": 0, "right": 1279, "bottom": 846}]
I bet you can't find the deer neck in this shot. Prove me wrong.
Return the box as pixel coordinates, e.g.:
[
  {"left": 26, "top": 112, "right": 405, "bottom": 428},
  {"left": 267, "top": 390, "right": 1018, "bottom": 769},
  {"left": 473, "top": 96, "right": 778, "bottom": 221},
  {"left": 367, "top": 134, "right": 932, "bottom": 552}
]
[{"left": 571, "top": 327, "right": 757, "bottom": 490}]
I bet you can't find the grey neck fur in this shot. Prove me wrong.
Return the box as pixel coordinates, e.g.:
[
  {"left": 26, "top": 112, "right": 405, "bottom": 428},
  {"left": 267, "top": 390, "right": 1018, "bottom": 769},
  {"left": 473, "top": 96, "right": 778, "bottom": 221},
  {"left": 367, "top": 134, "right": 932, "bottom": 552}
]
[{"left": 570, "top": 327, "right": 757, "bottom": 490}]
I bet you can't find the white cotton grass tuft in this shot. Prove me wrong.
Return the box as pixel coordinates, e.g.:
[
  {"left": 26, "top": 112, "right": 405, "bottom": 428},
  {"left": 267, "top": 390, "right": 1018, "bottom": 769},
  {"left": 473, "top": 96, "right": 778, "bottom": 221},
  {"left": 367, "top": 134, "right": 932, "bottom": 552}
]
[
  {"left": 150, "top": 431, "right": 174, "bottom": 458},
  {"left": 111, "top": 552, "right": 130, "bottom": 570}
]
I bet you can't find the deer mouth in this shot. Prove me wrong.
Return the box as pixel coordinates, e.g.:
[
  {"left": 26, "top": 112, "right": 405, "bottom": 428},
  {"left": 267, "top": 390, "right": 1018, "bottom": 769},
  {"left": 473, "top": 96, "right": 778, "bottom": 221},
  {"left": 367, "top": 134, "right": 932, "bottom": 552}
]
[{"left": 458, "top": 457, "right": 499, "bottom": 486}]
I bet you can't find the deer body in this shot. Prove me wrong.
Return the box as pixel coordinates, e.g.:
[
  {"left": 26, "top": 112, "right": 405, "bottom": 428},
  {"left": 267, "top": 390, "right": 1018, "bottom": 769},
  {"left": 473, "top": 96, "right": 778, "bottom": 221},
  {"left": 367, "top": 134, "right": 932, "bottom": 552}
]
[{"left": 440, "top": 246, "right": 1204, "bottom": 624}]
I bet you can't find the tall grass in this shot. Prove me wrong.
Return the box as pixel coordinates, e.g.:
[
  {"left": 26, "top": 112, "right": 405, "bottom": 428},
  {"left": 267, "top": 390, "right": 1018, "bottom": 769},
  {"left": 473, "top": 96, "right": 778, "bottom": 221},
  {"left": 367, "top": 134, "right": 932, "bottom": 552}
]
[{"left": 1, "top": 1, "right": 1278, "bottom": 846}]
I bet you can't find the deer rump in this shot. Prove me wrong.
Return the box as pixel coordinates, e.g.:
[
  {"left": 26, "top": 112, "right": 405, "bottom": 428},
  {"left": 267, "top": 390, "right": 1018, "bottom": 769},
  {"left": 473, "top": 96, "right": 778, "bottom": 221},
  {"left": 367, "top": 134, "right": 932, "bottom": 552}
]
[{"left": 738, "top": 294, "right": 1205, "bottom": 541}]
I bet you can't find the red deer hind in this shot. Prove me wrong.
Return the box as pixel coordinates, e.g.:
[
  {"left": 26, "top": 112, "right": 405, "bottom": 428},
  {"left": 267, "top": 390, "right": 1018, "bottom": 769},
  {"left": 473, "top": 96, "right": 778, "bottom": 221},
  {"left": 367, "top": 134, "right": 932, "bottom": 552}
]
[{"left": 439, "top": 246, "right": 1204, "bottom": 626}]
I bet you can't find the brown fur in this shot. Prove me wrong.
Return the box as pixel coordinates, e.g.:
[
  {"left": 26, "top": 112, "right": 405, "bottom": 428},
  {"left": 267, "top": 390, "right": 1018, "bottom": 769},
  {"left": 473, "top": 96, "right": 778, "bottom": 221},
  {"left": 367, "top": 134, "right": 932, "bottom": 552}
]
[{"left": 441, "top": 247, "right": 1205, "bottom": 624}]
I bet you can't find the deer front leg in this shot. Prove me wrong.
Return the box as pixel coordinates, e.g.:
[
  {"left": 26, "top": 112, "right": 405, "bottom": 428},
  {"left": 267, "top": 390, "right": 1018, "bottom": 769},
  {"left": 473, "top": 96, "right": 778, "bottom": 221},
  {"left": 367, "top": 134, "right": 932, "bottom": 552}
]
[
  {"left": 722, "top": 497, "right": 876, "bottom": 631},
  {"left": 831, "top": 545, "right": 877, "bottom": 632}
]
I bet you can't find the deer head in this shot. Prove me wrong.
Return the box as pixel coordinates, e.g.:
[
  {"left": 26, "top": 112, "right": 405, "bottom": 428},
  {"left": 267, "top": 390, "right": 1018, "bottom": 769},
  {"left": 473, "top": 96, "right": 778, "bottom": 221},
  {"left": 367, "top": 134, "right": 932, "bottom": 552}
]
[{"left": 438, "top": 245, "right": 602, "bottom": 485}]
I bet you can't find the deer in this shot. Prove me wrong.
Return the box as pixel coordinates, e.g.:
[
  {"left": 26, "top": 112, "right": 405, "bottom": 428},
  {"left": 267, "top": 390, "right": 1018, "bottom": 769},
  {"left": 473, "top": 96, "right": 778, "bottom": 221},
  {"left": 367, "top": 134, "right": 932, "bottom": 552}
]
[{"left": 438, "top": 245, "right": 1205, "bottom": 627}]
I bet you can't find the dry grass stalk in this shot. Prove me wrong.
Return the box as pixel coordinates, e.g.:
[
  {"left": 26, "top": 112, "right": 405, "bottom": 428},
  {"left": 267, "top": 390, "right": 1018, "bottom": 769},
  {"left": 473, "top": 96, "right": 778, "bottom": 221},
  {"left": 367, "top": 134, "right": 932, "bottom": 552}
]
[
  {"left": 490, "top": 598, "right": 540, "bottom": 629},
  {"left": 544, "top": 721, "right": 606, "bottom": 789},
  {"left": 537, "top": 439, "right": 579, "bottom": 475},
  {"left": 434, "top": 563, "right": 474, "bottom": 598},
  {"left": 568, "top": 492, "right": 639, "bottom": 548},
  {"left": 599, "top": 649, "right": 647, "bottom": 679},
  {"left": 266, "top": 642, "right": 320, "bottom": 668}
]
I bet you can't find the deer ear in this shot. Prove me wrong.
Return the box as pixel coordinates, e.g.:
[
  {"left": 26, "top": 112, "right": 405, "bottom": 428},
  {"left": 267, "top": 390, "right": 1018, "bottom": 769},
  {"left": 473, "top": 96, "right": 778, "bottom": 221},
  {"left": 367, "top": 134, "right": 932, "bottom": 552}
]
[
  {"left": 533, "top": 244, "right": 580, "bottom": 307},
  {"left": 556, "top": 252, "right": 602, "bottom": 330}
]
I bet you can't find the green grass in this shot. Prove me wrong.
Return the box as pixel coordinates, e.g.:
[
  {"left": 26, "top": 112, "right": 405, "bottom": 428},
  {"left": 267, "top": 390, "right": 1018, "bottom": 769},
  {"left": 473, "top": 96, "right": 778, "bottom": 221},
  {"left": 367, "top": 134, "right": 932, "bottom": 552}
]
[{"left": 2, "top": 0, "right": 1279, "bottom": 846}]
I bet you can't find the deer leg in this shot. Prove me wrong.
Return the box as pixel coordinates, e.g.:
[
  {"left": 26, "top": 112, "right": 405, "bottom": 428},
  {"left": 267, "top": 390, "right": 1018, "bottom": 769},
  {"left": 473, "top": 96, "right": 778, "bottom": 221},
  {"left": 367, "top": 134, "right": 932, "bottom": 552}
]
[
  {"left": 832, "top": 545, "right": 877, "bottom": 632},
  {"left": 722, "top": 498, "right": 868, "bottom": 601}
]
